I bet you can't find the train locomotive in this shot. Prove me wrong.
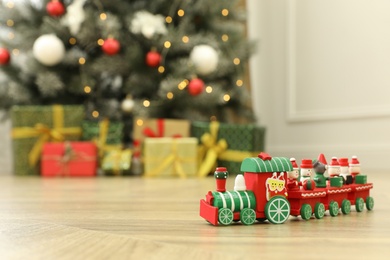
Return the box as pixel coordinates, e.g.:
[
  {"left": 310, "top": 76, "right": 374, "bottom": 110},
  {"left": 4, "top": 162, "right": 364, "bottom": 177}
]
[{"left": 199, "top": 152, "right": 374, "bottom": 225}]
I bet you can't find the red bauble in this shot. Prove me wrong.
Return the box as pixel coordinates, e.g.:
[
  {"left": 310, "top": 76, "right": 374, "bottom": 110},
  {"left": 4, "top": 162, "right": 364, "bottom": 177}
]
[
  {"left": 46, "top": 1, "right": 65, "bottom": 17},
  {"left": 145, "top": 51, "right": 161, "bottom": 67},
  {"left": 188, "top": 78, "right": 205, "bottom": 96},
  {"left": 102, "top": 38, "right": 121, "bottom": 55},
  {"left": 0, "top": 48, "right": 11, "bottom": 65}
]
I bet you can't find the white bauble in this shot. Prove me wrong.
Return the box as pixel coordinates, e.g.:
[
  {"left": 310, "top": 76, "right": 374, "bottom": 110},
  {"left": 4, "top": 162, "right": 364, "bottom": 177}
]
[
  {"left": 121, "top": 97, "right": 135, "bottom": 113},
  {"left": 189, "top": 45, "right": 219, "bottom": 75},
  {"left": 33, "top": 34, "right": 65, "bottom": 66}
]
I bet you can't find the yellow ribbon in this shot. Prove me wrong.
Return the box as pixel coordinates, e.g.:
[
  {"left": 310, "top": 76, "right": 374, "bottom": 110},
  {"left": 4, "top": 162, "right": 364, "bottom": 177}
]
[
  {"left": 197, "top": 121, "right": 260, "bottom": 177},
  {"left": 11, "top": 105, "right": 82, "bottom": 167},
  {"left": 145, "top": 140, "right": 195, "bottom": 178},
  {"left": 94, "top": 118, "right": 122, "bottom": 159},
  {"left": 197, "top": 121, "right": 228, "bottom": 177}
]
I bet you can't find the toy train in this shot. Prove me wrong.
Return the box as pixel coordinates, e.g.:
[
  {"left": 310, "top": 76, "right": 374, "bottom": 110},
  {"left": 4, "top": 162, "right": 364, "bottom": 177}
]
[{"left": 200, "top": 152, "right": 374, "bottom": 225}]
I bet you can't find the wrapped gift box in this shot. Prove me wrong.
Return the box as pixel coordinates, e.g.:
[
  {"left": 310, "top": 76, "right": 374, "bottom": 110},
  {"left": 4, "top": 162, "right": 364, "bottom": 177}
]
[
  {"left": 101, "top": 149, "right": 132, "bottom": 176},
  {"left": 11, "top": 105, "right": 84, "bottom": 176},
  {"left": 81, "top": 119, "right": 123, "bottom": 145},
  {"left": 191, "top": 121, "right": 266, "bottom": 176},
  {"left": 133, "top": 118, "right": 190, "bottom": 143},
  {"left": 41, "top": 142, "right": 97, "bottom": 177},
  {"left": 144, "top": 137, "right": 198, "bottom": 178}
]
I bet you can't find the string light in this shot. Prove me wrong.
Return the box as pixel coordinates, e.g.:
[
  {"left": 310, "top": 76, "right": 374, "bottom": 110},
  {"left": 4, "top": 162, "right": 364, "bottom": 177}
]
[
  {"left": 100, "top": 13, "right": 107, "bottom": 20},
  {"left": 6, "top": 1, "right": 14, "bottom": 8},
  {"left": 69, "top": 37, "right": 77, "bottom": 45},
  {"left": 79, "top": 57, "right": 86, "bottom": 65},
  {"left": 182, "top": 36, "right": 189, "bottom": 43},
  {"left": 167, "top": 92, "right": 174, "bottom": 99},
  {"left": 143, "top": 100, "right": 150, "bottom": 107},
  {"left": 221, "top": 9, "right": 229, "bottom": 16},
  {"left": 12, "top": 49, "right": 19, "bottom": 55},
  {"left": 6, "top": 19, "right": 14, "bottom": 27},
  {"left": 92, "top": 111, "right": 99, "bottom": 118},
  {"left": 205, "top": 86, "right": 213, "bottom": 93},
  {"left": 136, "top": 119, "right": 144, "bottom": 126},
  {"left": 178, "top": 80, "right": 188, "bottom": 90},
  {"left": 84, "top": 86, "right": 91, "bottom": 93},
  {"left": 158, "top": 66, "right": 165, "bottom": 73},
  {"left": 223, "top": 94, "right": 231, "bottom": 102},
  {"left": 165, "top": 16, "right": 173, "bottom": 23},
  {"left": 8, "top": 32, "right": 14, "bottom": 39},
  {"left": 97, "top": 39, "right": 104, "bottom": 46},
  {"left": 233, "top": 58, "right": 240, "bottom": 65},
  {"left": 222, "top": 34, "right": 229, "bottom": 42},
  {"left": 236, "top": 79, "right": 243, "bottom": 87},
  {"left": 164, "top": 41, "right": 171, "bottom": 48},
  {"left": 177, "top": 9, "right": 185, "bottom": 17}
]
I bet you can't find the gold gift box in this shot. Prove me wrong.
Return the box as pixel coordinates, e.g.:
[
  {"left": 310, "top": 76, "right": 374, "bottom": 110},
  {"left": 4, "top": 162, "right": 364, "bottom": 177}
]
[{"left": 144, "top": 137, "right": 198, "bottom": 178}]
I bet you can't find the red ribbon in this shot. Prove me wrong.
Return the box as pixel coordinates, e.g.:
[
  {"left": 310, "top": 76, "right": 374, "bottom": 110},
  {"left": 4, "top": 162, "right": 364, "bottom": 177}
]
[{"left": 142, "top": 119, "right": 182, "bottom": 138}]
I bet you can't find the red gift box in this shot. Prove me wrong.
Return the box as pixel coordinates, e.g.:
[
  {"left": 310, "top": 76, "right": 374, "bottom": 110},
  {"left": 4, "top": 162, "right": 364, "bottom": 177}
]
[{"left": 41, "top": 142, "right": 97, "bottom": 177}]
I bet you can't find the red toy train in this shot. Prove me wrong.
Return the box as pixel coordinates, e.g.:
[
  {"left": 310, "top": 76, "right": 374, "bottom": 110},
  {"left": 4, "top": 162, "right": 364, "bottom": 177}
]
[{"left": 200, "top": 152, "right": 373, "bottom": 225}]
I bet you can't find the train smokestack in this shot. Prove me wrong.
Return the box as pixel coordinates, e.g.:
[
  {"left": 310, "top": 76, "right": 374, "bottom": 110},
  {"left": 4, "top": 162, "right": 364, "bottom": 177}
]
[{"left": 214, "top": 167, "right": 228, "bottom": 192}]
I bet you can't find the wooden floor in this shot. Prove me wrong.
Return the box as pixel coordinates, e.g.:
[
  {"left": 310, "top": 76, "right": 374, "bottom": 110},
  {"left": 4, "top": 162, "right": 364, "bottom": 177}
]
[{"left": 0, "top": 171, "right": 389, "bottom": 260}]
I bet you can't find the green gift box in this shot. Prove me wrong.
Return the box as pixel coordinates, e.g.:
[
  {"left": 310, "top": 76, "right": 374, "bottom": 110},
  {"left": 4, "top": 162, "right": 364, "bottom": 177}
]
[
  {"left": 11, "top": 105, "right": 84, "bottom": 176},
  {"left": 191, "top": 121, "right": 266, "bottom": 176},
  {"left": 355, "top": 175, "right": 367, "bottom": 184},
  {"left": 81, "top": 119, "right": 123, "bottom": 145}
]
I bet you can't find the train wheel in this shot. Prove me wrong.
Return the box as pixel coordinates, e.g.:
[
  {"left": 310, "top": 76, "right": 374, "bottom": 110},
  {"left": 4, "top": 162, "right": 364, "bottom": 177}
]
[
  {"left": 329, "top": 201, "right": 339, "bottom": 217},
  {"left": 300, "top": 204, "right": 312, "bottom": 220},
  {"left": 366, "top": 196, "right": 374, "bottom": 210},
  {"left": 265, "top": 196, "right": 290, "bottom": 224},
  {"left": 314, "top": 203, "right": 325, "bottom": 219},
  {"left": 240, "top": 208, "right": 256, "bottom": 225},
  {"left": 341, "top": 199, "right": 351, "bottom": 215},
  {"left": 218, "top": 208, "right": 233, "bottom": 225},
  {"left": 355, "top": 197, "right": 365, "bottom": 212}
]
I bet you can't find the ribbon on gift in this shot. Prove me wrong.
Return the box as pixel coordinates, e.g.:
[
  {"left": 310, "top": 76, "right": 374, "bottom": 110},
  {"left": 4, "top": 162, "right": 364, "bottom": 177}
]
[
  {"left": 11, "top": 105, "right": 82, "bottom": 167},
  {"left": 144, "top": 140, "right": 195, "bottom": 178},
  {"left": 41, "top": 142, "right": 96, "bottom": 177},
  {"left": 94, "top": 118, "right": 122, "bottom": 159},
  {"left": 102, "top": 149, "right": 132, "bottom": 175},
  {"left": 142, "top": 118, "right": 182, "bottom": 138},
  {"left": 197, "top": 121, "right": 260, "bottom": 177}
]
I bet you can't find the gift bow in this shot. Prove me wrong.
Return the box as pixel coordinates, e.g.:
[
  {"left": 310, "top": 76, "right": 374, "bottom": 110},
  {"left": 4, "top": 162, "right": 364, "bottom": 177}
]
[
  {"left": 145, "top": 140, "right": 195, "bottom": 178},
  {"left": 142, "top": 118, "right": 182, "bottom": 138},
  {"left": 11, "top": 105, "right": 82, "bottom": 167},
  {"left": 197, "top": 121, "right": 260, "bottom": 177}
]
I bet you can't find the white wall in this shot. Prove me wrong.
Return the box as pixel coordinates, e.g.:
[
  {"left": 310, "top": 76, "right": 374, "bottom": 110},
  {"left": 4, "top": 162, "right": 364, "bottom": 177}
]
[
  {"left": 0, "top": 111, "right": 12, "bottom": 174},
  {"left": 247, "top": 0, "right": 390, "bottom": 171}
]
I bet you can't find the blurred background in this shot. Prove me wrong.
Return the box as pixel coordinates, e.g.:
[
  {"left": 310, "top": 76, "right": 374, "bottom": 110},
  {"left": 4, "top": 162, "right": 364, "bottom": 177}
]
[
  {"left": 248, "top": 0, "right": 390, "bottom": 171},
  {"left": 1, "top": 0, "right": 389, "bottom": 175}
]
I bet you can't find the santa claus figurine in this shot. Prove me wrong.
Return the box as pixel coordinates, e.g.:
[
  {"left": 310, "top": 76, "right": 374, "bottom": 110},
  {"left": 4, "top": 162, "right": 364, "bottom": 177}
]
[
  {"left": 300, "top": 159, "right": 316, "bottom": 190},
  {"left": 287, "top": 158, "right": 300, "bottom": 191},
  {"left": 349, "top": 156, "right": 361, "bottom": 182},
  {"left": 328, "top": 157, "right": 340, "bottom": 177},
  {"left": 339, "top": 157, "right": 353, "bottom": 184}
]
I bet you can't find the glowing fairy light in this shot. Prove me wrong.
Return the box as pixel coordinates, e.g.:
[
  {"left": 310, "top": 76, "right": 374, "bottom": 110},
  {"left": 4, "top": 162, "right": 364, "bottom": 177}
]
[
  {"left": 84, "top": 86, "right": 91, "bottom": 93},
  {"left": 143, "top": 100, "right": 150, "bottom": 107}
]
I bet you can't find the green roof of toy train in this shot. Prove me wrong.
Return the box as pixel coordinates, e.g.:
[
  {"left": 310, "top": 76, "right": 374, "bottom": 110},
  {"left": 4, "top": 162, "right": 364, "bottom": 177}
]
[{"left": 240, "top": 157, "right": 293, "bottom": 173}]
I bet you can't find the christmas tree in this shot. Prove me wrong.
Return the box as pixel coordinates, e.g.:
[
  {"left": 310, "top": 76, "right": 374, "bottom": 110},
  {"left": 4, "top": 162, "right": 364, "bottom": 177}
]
[{"left": 0, "top": 0, "right": 255, "bottom": 143}]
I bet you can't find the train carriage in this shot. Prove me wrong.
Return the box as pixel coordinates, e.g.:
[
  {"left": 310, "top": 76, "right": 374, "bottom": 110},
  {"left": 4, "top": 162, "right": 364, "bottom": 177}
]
[{"left": 288, "top": 189, "right": 328, "bottom": 219}]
